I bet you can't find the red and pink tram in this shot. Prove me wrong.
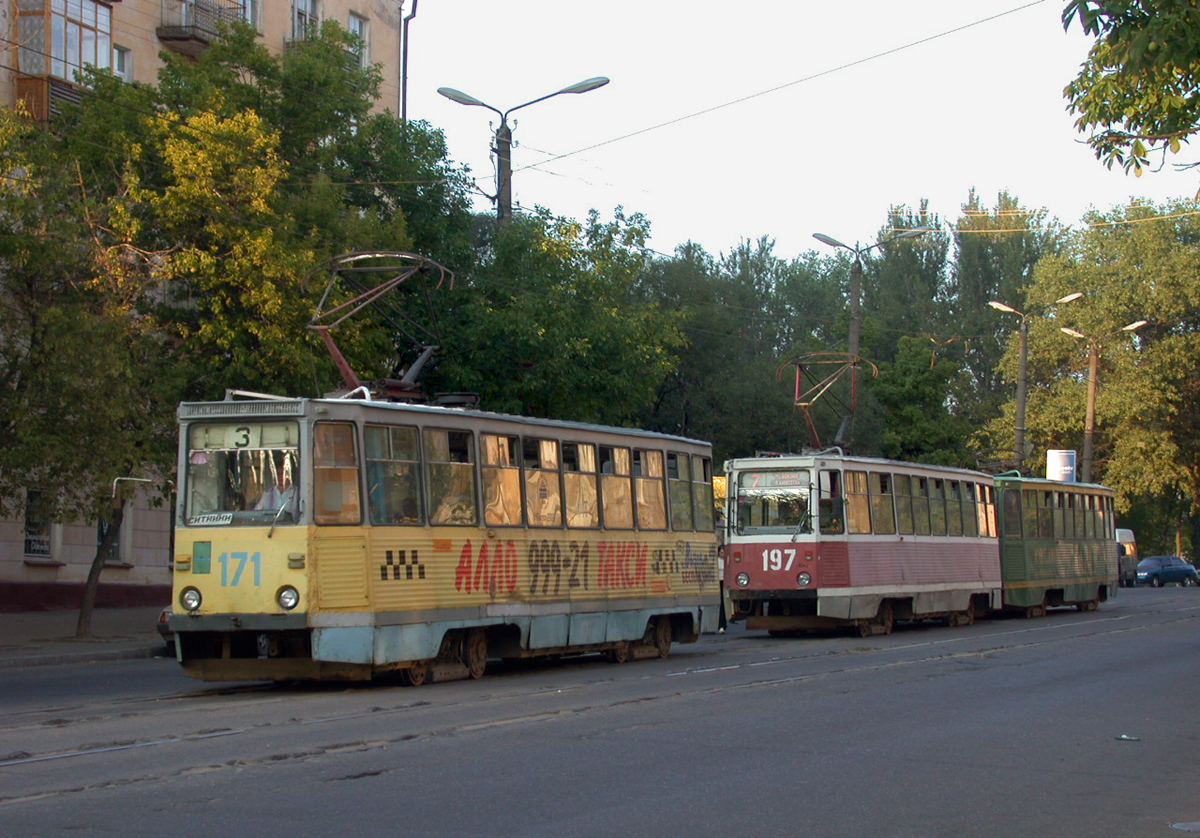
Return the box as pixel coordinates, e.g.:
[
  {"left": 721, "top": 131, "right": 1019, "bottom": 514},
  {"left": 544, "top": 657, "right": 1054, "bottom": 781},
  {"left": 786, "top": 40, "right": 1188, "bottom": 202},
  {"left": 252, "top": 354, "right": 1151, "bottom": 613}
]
[{"left": 723, "top": 450, "right": 1001, "bottom": 636}]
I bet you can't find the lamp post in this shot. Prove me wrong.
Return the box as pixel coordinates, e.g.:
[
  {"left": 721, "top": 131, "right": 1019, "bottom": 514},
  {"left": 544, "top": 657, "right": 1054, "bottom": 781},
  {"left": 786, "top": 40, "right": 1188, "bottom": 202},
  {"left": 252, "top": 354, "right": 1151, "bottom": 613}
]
[
  {"left": 988, "top": 292, "right": 1083, "bottom": 468},
  {"left": 1060, "top": 319, "right": 1148, "bottom": 483},
  {"left": 437, "top": 77, "right": 609, "bottom": 223},
  {"left": 812, "top": 227, "right": 932, "bottom": 447}
]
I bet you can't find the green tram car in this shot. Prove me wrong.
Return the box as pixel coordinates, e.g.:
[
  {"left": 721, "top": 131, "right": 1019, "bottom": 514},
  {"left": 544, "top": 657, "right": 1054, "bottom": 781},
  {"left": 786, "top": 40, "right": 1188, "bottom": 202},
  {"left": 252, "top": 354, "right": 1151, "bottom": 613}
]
[{"left": 993, "top": 473, "right": 1119, "bottom": 616}]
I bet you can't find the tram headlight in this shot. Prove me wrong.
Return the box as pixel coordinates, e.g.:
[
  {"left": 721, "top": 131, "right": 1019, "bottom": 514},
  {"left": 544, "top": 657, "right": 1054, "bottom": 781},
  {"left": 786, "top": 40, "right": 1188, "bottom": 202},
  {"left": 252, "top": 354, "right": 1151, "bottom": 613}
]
[
  {"left": 735, "top": 572, "right": 750, "bottom": 587},
  {"left": 180, "top": 587, "right": 202, "bottom": 612},
  {"left": 797, "top": 572, "right": 811, "bottom": 588},
  {"left": 277, "top": 586, "right": 300, "bottom": 611}
]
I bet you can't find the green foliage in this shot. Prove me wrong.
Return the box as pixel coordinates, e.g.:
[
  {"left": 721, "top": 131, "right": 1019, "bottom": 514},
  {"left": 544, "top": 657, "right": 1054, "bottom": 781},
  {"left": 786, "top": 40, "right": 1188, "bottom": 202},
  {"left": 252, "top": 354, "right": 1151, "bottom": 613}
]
[
  {"left": 997, "top": 201, "right": 1200, "bottom": 513},
  {"left": 861, "top": 202, "right": 949, "bottom": 366},
  {"left": 636, "top": 238, "right": 837, "bottom": 463},
  {"left": 951, "top": 190, "right": 1067, "bottom": 427},
  {"left": 0, "top": 109, "right": 175, "bottom": 521},
  {"left": 431, "top": 209, "right": 681, "bottom": 425},
  {"left": 873, "top": 337, "right": 975, "bottom": 465},
  {"left": 1063, "top": 0, "right": 1200, "bottom": 173}
]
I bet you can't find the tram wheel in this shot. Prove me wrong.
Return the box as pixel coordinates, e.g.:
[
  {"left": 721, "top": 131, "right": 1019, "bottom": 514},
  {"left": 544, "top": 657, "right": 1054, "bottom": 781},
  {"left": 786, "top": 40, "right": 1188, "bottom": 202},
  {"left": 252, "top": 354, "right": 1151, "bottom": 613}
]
[
  {"left": 653, "top": 618, "right": 673, "bottom": 658},
  {"left": 1076, "top": 599, "right": 1099, "bottom": 612},
  {"left": 401, "top": 660, "right": 430, "bottom": 687},
  {"left": 465, "top": 628, "right": 488, "bottom": 679},
  {"left": 947, "top": 602, "right": 975, "bottom": 628},
  {"left": 607, "top": 643, "right": 632, "bottom": 663},
  {"left": 859, "top": 602, "right": 894, "bottom": 637}
]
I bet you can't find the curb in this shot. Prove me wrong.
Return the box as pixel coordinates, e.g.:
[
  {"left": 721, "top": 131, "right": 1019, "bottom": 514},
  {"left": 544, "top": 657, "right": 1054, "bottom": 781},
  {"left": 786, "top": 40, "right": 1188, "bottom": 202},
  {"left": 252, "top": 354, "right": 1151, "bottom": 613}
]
[{"left": 0, "top": 645, "right": 166, "bottom": 671}]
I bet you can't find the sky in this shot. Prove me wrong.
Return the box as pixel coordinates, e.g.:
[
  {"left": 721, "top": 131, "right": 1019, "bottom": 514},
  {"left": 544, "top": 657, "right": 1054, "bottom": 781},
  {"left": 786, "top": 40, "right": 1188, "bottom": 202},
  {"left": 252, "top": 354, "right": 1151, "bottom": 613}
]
[{"left": 401, "top": 0, "right": 1195, "bottom": 259}]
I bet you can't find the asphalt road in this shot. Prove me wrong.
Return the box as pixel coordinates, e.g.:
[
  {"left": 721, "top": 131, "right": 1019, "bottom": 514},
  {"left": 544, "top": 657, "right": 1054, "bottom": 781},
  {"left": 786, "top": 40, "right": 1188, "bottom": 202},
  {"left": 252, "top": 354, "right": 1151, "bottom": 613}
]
[{"left": 2, "top": 587, "right": 1200, "bottom": 837}]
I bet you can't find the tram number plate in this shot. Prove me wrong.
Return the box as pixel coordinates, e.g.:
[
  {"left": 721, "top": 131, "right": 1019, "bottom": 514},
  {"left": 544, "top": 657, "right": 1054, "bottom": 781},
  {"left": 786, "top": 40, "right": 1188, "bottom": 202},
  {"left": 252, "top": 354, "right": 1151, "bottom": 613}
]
[
  {"left": 217, "top": 551, "right": 262, "bottom": 587},
  {"left": 761, "top": 548, "right": 796, "bottom": 572}
]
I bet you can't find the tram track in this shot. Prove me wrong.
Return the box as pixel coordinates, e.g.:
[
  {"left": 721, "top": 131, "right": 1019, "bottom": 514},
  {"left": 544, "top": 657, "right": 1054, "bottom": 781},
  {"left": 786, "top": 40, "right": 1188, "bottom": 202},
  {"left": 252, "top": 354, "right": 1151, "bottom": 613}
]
[{"left": 2, "top": 594, "right": 1196, "bottom": 807}]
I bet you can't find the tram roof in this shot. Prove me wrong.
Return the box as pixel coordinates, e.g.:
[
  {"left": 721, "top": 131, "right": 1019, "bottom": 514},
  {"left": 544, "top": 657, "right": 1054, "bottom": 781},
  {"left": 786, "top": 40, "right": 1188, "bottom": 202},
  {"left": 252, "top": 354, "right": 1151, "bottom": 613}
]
[
  {"left": 724, "top": 451, "right": 992, "bottom": 480},
  {"left": 178, "top": 392, "right": 711, "bottom": 449}
]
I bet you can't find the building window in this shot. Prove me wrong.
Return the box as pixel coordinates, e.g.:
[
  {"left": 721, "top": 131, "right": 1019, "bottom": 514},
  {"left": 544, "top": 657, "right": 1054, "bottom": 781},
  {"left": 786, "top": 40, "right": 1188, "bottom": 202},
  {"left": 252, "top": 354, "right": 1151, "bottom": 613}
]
[
  {"left": 292, "top": 0, "right": 318, "bottom": 39},
  {"left": 97, "top": 514, "right": 125, "bottom": 564},
  {"left": 348, "top": 12, "right": 368, "bottom": 67},
  {"left": 112, "top": 44, "right": 131, "bottom": 81},
  {"left": 17, "top": 0, "right": 112, "bottom": 81},
  {"left": 242, "top": 0, "right": 259, "bottom": 30},
  {"left": 23, "top": 490, "right": 52, "bottom": 558}
]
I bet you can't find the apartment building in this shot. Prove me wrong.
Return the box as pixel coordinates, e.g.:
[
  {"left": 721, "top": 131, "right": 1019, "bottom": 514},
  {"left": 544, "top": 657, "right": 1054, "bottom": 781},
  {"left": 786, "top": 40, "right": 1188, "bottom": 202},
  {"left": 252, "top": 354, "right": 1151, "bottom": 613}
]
[
  {"left": 4, "top": 0, "right": 407, "bottom": 121},
  {"left": 0, "top": 0, "right": 407, "bottom": 612}
]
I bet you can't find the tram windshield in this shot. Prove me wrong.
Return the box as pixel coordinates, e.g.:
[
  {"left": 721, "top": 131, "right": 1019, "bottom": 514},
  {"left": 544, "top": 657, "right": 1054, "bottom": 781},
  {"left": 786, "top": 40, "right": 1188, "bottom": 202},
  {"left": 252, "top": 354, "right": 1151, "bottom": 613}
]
[
  {"left": 185, "top": 422, "right": 301, "bottom": 526},
  {"left": 735, "top": 470, "right": 811, "bottom": 535}
]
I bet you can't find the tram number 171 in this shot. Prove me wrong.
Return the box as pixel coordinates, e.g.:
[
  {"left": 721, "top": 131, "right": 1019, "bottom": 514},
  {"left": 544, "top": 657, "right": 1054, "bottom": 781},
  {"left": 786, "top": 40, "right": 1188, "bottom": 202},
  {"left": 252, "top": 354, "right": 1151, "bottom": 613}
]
[{"left": 762, "top": 548, "right": 796, "bottom": 572}]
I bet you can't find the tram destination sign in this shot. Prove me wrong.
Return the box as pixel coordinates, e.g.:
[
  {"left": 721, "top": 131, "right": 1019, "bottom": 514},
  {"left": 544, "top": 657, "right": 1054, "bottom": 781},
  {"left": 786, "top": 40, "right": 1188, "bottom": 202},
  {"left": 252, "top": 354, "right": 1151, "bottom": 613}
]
[{"left": 741, "top": 470, "right": 808, "bottom": 489}]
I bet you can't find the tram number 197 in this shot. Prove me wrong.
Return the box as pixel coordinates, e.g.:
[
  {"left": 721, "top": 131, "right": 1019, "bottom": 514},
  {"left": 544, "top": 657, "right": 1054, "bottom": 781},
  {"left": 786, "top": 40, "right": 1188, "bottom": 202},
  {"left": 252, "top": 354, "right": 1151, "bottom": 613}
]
[{"left": 761, "top": 548, "right": 796, "bottom": 572}]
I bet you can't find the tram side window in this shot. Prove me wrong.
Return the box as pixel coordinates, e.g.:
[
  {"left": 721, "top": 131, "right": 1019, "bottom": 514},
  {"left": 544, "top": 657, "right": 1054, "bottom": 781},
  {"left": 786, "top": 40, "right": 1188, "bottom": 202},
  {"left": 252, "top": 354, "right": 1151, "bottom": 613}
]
[
  {"left": 692, "top": 456, "right": 715, "bottom": 531},
  {"left": 314, "top": 422, "right": 361, "bottom": 525},
  {"left": 946, "top": 480, "right": 964, "bottom": 537},
  {"left": 1022, "top": 489, "right": 1038, "bottom": 538},
  {"left": 912, "top": 477, "right": 931, "bottom": 535},
  {"left": 667, "top": 452, "right": 694, "bottom": 531},
  {"left": 524, "top": 437, "right": 563, "bottom": 528},
  {"left": 894, "top": 474, "right": 915, "bottom": 534},
  {"left": 977, "top": 484, "right": 997, "bottom": 538},
  {"left": 1051, "top": 491, "right": 1065, "bottom": 538},
  {"left": 961, "top": 482, "right": 979, "bottom": 536},
  {"left": 1003, "top": 487, "right": 1022, "bottom": 538},
  {"left": 365, "top": 424, "right": 422, "bottom": 525},
  {"left": 819, "top": 470, "right": 844, "bottom": 534},
  {"left": 929, "top": 479, "right": 947, "bottom": 536},
  {"left": 426, "top": 428, "right": 478, "bottom": 525},
  {"left": 1084, "top": 494, "right": 1097, "bottom": 538},
  {"left": 563, "top": 442, "right": 599, "bottom": 528},
  {"left": 869, "top": 472, "right": 896, "bottom": 534},
  {"left": 600, "top": 446, "right": 634, "bottom": 529},
  {"left": 634, "top": 449, "right": 668, "bottom": 530},
  {"left": 845, "top": 471, "right": 871, "bottom": 534},
  {"left": 482, "top": 434, "right": 522, "bottom": 526},
  {"left": 1040, "top": 491, "right": 1055, "bottom": 539}
]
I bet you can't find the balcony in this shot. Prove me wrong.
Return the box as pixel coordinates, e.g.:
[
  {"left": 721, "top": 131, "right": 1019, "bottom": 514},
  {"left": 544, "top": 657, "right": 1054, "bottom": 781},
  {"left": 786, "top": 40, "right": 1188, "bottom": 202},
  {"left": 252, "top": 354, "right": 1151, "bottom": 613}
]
[
  {"left": 16, "top": 76, "right": 83, "bottom": 123},
  {"left": 157, "top": 0, "right": 243, "bottom": 56}
]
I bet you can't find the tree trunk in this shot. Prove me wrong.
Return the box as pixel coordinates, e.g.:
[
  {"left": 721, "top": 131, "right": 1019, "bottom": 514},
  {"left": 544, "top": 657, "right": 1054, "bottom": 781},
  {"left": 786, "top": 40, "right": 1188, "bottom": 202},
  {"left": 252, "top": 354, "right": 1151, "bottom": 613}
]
[{"left": 75, "top": 497, "right": 126, "bottom": 639}]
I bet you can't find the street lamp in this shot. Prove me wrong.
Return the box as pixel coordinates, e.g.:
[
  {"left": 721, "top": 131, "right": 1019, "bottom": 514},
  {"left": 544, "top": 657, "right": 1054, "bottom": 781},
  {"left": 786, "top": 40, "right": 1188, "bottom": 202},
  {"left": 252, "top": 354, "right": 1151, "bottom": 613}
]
[
  {"left": 437, "top": 77, "right": 609, "bottom": 223},
  {"left": 1060, "top": 319, "right": 1148, "bottom": 483},
  {"left": 812, "top": 227, "right": 933, "bottom": 447},
  {"left": 988, "top": 292, "right": 1083, "bottom": 468}
]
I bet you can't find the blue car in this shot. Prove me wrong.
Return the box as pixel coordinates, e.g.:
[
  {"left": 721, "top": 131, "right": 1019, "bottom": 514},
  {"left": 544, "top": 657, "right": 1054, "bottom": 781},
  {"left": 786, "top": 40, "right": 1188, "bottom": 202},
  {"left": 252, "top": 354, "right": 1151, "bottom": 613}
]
[{"left": 1136, "top": 556, "right": 1199, "bottom": 587}]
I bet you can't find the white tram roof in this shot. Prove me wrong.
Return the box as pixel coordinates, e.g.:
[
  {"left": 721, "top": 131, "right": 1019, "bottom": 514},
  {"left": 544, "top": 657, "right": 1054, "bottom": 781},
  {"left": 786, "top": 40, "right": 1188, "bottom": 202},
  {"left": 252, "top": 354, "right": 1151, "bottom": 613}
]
[
  {"left": 723, "top": 450, "right": 992, "bottom": 481},
  {"left": 177, "top": 392, "right": 712, "bottom": 450}
]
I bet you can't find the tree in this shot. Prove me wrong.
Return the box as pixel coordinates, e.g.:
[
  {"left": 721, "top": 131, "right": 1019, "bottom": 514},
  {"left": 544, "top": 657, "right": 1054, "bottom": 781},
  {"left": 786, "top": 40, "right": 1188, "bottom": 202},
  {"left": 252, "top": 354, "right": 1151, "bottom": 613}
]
[
  {"left": 2, "top": 19, "right": 475, "bottom": 626},
  {"left": 637, "top": 238, "right": 840, "bottom": 462},
  {"left": 430, "top": 209, "right": 683, "bottom": 425},
  {"left": 0, "top": 108, "right": 177, "bottom": 631},
  {"left": 949, "top": 190, "right": 1066, "bottom": 427},
  {"left": 998, "top": 201, "right": 1200, "bottom": 524},
  {"left": 1063, "top": 0, "right": 1200, "bottom": 175},
  {"left": 873, "top": 336, "right": 975, "bottom": 465}
]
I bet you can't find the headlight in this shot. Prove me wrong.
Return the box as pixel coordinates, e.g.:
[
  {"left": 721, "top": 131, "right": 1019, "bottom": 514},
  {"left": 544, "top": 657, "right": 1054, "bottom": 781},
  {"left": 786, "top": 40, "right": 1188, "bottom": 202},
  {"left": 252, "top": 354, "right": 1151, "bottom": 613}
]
[
  {"left": 180, "top": 587, "right": 202, "bottom": 612},
  {"left": 736, "top": 572, "right": 750, "bottom": 587},
  {"left": 797, "top": 572, "right": 811, "bottom": 587},
  {"left": 277, "top": 586, "right": 300, "bottom": 611}
]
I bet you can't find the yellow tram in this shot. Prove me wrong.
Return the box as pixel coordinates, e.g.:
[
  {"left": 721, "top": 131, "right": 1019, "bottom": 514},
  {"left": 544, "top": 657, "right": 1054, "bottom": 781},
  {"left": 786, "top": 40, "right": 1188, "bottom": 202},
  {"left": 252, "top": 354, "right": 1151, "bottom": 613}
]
[{"left": 168, "top": 392, "right": 720, "bottom": 683}]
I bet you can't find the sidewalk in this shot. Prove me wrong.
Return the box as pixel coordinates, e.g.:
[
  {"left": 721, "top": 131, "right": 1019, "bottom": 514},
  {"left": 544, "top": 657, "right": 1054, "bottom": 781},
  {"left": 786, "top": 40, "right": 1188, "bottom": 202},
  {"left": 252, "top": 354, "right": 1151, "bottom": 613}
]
[{"left": 0, "top": 606, "right": 170, "bottom": 670}]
